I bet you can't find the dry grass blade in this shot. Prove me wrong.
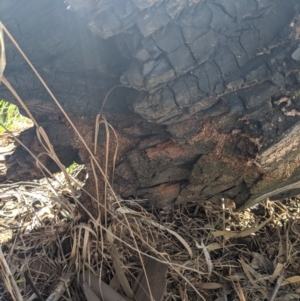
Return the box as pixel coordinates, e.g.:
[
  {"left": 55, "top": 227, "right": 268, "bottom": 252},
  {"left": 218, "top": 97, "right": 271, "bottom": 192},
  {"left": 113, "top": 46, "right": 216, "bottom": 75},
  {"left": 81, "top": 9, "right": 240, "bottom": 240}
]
[
  {"left": 238, "top": 258, "right": 258, "bottom": 288},
  {"left": 0, "top": 23, "right": 6, "bottom": 79},
  {"left": 195, "top": 239, "right": 213, "bottom": 277},
  {"left": 80, "top": 271, "right": 127, "bottom": 301},
  {"left": 162, "top": 226, "right": 193, "bottom": 259},
  {"left": 106, "top": 225, "right": 114, "bottom": 244},
  {"left": 23, "top": 271, "right": 44, "bottom": 301},
  {"left": 233, "top": 281, "right": 246, "bottom": 301},
  {"left": 92, "top": 116, "right": 119, "bottom": 227},
  {"left": 82, "top": 282, "right": 101, "bottom": 301},
  {"left": 106, "top": 225, "right": 134, "bottom": 298},
  {"left": 104, "top": 122, "right": 118, "bottom": 185},
  {"left": 179, "top": 286, "right": 188, "bottom": 301},
  {"left": 197, "top": 283, "right": 223, "bottom": 289},
  {"left": 94, "top": 114, "right": 101, "bottom": 156},
  {"left": 109, "top": 244, "right": 134, "bottom": 298},
  {"left": 107, "top": 224, "right": 134, "bottom": 298},
  {"left": 100, "top": 117, "right": 110, "bottom": 228},
  {"left": 238, "top": 258, "right": 267, "bottom": 297},
  {"left": 117, "top": 207, "right": 193, "bottom": 259},
  {"left": 0, "top": 247, "right": 23, "bottom": 301},
  {"left": 213, "top": 216, "right": 272, "bottom": 239},
  {"left": 161, "top": 232, "right": 193, "bottom": 261}
]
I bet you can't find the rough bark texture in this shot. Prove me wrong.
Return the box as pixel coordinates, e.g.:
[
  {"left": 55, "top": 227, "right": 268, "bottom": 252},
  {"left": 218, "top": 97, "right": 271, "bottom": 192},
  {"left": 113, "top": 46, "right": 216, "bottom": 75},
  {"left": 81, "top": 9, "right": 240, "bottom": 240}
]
[{"left": 1, "top": 0, "right": 300, "bottom": 209}]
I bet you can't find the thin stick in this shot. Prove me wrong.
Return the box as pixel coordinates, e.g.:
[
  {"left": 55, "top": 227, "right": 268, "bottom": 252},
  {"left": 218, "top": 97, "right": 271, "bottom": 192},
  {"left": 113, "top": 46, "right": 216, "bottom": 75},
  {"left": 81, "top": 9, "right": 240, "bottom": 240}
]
[
  {"left": 0, "top": 246, "right": 24, "bottom": 301},
  {"left": 24, "top": 271, "right": 44, "bottom": 301},
  {"left": 268, "top": 274, "right": 284, "bottom": 301},
  {"left": 45, "top": 270, "right": 75, "bottom": 301}
]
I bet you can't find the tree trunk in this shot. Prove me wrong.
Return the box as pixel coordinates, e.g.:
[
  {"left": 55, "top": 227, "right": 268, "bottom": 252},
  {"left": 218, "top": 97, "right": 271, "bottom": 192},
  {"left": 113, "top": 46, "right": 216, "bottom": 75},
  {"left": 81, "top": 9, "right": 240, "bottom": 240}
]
[{"left": 1, "top": 0, "right": 300, "bottom": 210}]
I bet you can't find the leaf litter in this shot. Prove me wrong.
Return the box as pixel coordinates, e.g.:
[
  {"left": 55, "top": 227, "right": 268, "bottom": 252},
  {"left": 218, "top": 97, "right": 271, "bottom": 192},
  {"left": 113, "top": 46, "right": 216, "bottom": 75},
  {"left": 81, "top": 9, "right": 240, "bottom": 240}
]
[
  {"left": 3, "top": 176, "right": 300, "bottom": 301},
  {"left": 1, "top": 21, "right": 300, "bottom": 301}
]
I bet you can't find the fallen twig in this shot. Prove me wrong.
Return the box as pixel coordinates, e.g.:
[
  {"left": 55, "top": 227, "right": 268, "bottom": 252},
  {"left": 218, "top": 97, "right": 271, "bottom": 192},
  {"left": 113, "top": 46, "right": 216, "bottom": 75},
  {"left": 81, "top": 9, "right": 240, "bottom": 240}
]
[
  {"left": 45, "top": 269, "right": 75, "bottom": 301},
  {"left": 0, "top": 246, "right": 23, "bottom": 301}
]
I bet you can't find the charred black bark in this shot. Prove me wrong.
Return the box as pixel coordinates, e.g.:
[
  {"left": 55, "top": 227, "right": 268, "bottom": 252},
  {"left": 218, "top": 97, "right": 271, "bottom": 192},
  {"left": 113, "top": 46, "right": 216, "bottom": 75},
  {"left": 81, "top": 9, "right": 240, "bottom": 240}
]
[{"left": 1, "top": 0, "right": 300, "bottom": 209}]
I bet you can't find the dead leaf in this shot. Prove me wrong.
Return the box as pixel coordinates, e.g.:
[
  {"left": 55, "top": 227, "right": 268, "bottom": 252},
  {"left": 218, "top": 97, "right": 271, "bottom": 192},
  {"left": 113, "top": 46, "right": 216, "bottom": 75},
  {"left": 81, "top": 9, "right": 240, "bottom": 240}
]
[
  {"left": 281, "top": 276, "right": 300, "bottom": 286},
  {"left": 80, "top": 270, "right": 127, "bottom": 301},
  {"left": 110, "top": 244, "right": 134, "bottom": 299},
  {"left": 206, "top": 243, "right": 223, "bottom": 251},
  {"left": 109, "top": 274, "right": 120, "bottom": 291},
  {"left": 133, "top": 255, "right": 167, "bottom": 301},
  {"left": 82, "top": 282, "right": 102, "bottom": 301},
  {"left": 106, "top": 225, "right": 134, "bottom": 299},
  {"left": 197, "top": 283, "right": 223, "bottom": 289}
]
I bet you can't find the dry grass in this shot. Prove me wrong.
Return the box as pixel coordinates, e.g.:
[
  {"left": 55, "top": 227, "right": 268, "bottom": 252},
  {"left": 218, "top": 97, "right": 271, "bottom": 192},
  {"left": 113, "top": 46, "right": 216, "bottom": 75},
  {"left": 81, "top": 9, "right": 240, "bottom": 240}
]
[
  {"left": 2, "top": 178, "right": 300, "bottom": 301},
  {"left": 1, "top": 21, "right": 300, "bottom": 301}
]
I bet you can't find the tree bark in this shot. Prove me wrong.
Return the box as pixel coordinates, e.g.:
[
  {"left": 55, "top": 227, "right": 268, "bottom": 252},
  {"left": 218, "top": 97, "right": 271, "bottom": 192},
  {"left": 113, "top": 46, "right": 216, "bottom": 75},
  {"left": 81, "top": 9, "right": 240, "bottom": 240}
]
[{"left": 1, "top": 0, "right": 300, "bottom": 210}]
